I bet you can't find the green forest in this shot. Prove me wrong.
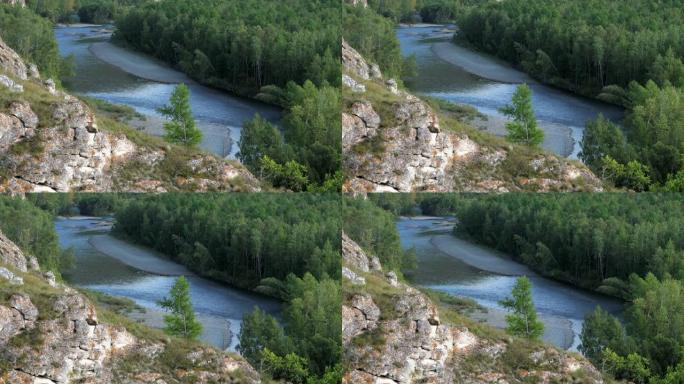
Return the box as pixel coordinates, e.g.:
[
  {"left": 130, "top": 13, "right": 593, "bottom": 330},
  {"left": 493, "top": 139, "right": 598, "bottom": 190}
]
[
  {"left": 361, "top": 193, "right": 684, "bottom": 383},
  {"left": 25, "top": 0, "right": 142, "bottom": 23},
  {"left": 19, "top": 193, "right": 342, "bottom": 383},
  {"left": 456, "top": 0, "right": 684, "bottom": 191},
  {"left": 111, "top": 194, "right": 340, "bottom": 290},
  {"left": 114, "top": 0, "right": 341, "bottom": 191},
  {"left": 0, "top": 4, "right": 68, "bottom": 80}
]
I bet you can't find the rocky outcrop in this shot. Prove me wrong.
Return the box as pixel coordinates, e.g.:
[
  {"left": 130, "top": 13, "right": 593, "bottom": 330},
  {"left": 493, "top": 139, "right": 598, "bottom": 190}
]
[
  {"left": 0, "top": 35, "right": 260, "bottom": 193},
  {"left": 342, "top": 41, "right": 604, "bottom": 192},
  {"left": 342, "top": 232, "right": 604, "bottom": 384},
  {"left": 0, "top": 230, "right": 260, "bottom": 383}
]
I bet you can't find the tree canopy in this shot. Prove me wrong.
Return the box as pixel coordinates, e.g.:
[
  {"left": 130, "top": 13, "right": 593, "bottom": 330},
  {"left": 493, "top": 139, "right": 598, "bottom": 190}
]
[{"left": 112, "top": 193, "right": 341, "bottom": 291}]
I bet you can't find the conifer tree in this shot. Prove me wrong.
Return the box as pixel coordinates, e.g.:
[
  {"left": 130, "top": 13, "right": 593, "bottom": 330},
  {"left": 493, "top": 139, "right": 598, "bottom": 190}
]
[
  {"left": 499, "top": 276, "right": 544, "bottom": 339},
  {"left": 158, "top": 276, "right": 203, "bottom": 339},
  {"left": 157, "top": 83, "right": 202, "bottom": 146},
  {"left": 500, "top": 84, "right": 544, "bottom": 146}
]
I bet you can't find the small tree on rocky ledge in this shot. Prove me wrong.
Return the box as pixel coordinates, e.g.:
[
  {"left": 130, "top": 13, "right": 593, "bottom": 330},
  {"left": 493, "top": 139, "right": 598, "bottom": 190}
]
[
  {"left": 157, "top": 83, "right": 202, "bottom": 147},
  {"left": 158, "top": 276, "right": 202, "bottom": 339},
  {"left": 500, "top": 83, "right": 544, "bottom": 147},
  {"left": 499, "top": 276, "right": 544, "bottom": 340}
]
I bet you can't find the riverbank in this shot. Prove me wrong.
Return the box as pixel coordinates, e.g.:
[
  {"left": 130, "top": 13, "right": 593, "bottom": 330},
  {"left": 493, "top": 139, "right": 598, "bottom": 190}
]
[
  {"left": 430, "top": 234, "right": 533, "bottom": 276},
  {"left": 90, "top": 42, "right": 191, "bottom": 84},
  {"left": 88, "top": 234, "right": 192, "bottom": 276},
  {"left": 468, "top": 114, "right": 575, "bottom": 158},
  {"left": 468, "top": 306, "right": 575, "bottom": 350},
  {"left": 432, "top": 41, "right": 532, "bottom": 84}
]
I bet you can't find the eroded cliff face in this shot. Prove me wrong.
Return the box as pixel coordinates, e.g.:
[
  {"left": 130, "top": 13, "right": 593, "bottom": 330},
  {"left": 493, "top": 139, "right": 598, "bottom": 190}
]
[
  {"left": 342, "top": 40, "right": 604, "bottom": 192},
  {"left": 0, "top": 230, "right": 260, "bottom": 384},
  {"left": 0, "top": 35, "right": 260, "bottom": 193},
  {"left": 342, "top": 232, "right": 604, "bottom": 384}
]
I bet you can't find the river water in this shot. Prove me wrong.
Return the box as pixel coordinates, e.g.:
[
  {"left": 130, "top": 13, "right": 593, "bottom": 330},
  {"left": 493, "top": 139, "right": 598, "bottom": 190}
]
[
  {"left": 397, "top": 26, "right": 624, "bottom": 159},
  {"left": 398, "top": 217, "right": 623, "bottom": 351},
  {"left": 55, "top": 25, "right": 281, "bottom": 159},
  {"left": 56, "top": 216, "right": 281, "bottom": 352}
]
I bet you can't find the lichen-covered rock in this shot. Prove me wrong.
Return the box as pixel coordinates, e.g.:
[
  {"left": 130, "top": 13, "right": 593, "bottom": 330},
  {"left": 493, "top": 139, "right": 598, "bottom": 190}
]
[{"left": 0, "top": 74, "right": 22, "bottom": 92}]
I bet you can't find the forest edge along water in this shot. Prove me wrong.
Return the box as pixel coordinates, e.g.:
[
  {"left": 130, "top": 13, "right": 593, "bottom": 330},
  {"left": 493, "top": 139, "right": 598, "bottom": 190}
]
[
  {"left": 56, "top": 216, "right": 281, "bottom": 352},
  {"left": 55, "top": 25, "right": 281, "bottom": 159},
  {"left": 398, "top": 216, "right": 623, "bottom": 351},
  {"left": 397, "top": 24, "right": 624, "bottom": 159}
]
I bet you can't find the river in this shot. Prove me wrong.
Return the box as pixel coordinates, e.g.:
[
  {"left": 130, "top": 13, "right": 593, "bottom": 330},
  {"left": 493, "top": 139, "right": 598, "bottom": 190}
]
[
  {"left": 398, "top": 217, "right": 623, "bottom": 351},
  {"left": 55, "top": 25, "right": 281, "bottom": 159},
  {"left": 56, "top": 216, "right": 281, "bottom": 352},
  {"left": 397, "top": 25, "right": 624, "bottom": 159}
]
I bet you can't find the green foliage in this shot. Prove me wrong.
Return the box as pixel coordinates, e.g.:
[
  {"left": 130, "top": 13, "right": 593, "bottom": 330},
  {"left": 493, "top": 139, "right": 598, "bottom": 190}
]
[
  {"left": 499, "top": 276, "right": 544, "bottom": 340},
  {"left": 499, "top": 84, "right": 544, "bottom": 147},
  {"left": 26, "top": 0, "right": 141, "bottom": 23},
  {"left": 0, "top": 5, "right": 69, "bottom": 80},
  {"left": 113, "top": 194, "right": 341, "bottom": 290},
  {"left": 651, "top": 363, "right": 684, "bottom": 384},
  {"left": 157, "top": 84, "right": 202, "bottom": 147},
  {"left": 583, "top": 80, "right": 684, "bottom": 190},
  {"left": 239, "top": 273, "right": 341, "bottom": 382},
  {"left": 0, "top": 196, "right": 66, "bottom": 274},
  {"left": 238, "top": 307, "right": 290, "bottom": 363},
  {"left": 580, "top": 306, "right": 634, "bottom": 366},
  {"left": 115, "top": 0, "right": 340, "bottom": 95},
  {"left": 366, "top": 0, "right": 471, "bottom": 23},
  {"left": 599, "top": 156, "right": 651, "bottom": 192},
  {"left": 261, "top": 349, "right": 310, "bottom": 384},
  {"left": 157, "top": 276, "right": 202, "bottom": 340},
  {"left": 582, "top": 274, "right": 684, "bottom": 381},
  {"left": 240, "top": 81, "right": 341, "bottom": 190},
  {"left": 626, "top": 274, "right": 684, "bottom": 376},
  {"left": 601, "top": 348, "right": 651, "bottom": 384}
]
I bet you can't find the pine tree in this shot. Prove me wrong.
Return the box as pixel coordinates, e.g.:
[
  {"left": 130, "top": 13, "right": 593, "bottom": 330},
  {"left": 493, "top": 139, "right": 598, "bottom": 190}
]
[
  {"left": 500, "top": 83, "right": 544, "bottom": 146},
  {"left": 499, "top": 276, "right": 544, "bottom": 339},
  {"left": 157, "top": 83, "right": 202, "bottom": 146},
  {"left": 158, "top": 276, "right": 203, "bottom": 339}
]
